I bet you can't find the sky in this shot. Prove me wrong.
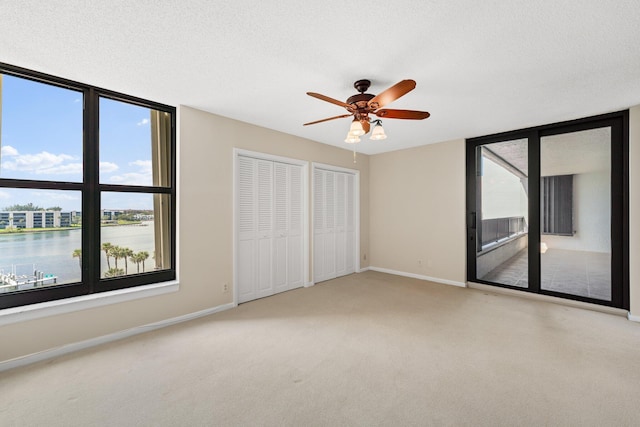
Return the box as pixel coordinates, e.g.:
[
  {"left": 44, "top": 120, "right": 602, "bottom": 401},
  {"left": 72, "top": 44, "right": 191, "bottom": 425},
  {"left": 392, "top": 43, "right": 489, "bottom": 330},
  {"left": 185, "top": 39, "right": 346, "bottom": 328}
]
[{"left": 0, "top": 73, "right": 158, "bottom": 211}]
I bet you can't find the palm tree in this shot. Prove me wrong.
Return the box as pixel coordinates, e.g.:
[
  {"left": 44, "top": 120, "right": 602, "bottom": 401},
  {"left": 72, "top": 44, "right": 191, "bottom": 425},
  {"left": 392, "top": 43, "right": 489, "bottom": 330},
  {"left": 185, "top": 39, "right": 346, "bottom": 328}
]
[
  {"left": 123, "top": 247, "right": 133, "bottom": 274},
  {"left": 139, "top": 251, "right": 150, "bottom": 272},
  {"left": 130, "top": 252, "right": 142, "bottom": 273},
  {"left": 112, "top": 245, "right": 123, "bottom": 269},
  {"left": 102, "top": 242, "right": 113, "bottom": 269},
  {"left": 72, "top": 248, "right": 82, "bottom": 269}
]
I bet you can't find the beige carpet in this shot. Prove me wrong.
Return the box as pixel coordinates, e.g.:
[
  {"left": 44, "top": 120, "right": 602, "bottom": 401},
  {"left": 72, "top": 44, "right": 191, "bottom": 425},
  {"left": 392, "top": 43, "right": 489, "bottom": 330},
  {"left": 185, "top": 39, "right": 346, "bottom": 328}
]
[{"left": 2, "top": 271, "right": 640, "bottom": 426}]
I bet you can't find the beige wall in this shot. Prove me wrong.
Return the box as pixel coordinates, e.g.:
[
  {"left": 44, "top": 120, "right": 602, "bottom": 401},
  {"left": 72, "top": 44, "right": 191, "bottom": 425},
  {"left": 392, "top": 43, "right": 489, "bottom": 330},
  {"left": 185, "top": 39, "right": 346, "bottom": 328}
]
[
  {"left": 0, "top": 106, "right": 370, "bottom": 363},
  {"left": 3, "top": 104, "right": 640, "bottom": 365},
  {"left": 369, "top": 139, "right": 466, "bottom": 284},
  {"left": 629, "top": 105, "right": 640, "bottom": 317}
]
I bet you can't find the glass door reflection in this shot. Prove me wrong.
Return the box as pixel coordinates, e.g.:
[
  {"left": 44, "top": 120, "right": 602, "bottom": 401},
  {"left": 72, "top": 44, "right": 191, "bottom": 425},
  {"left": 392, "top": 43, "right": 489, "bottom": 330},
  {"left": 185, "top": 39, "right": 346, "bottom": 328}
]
[
  {"left": 476, "top": 139, "right": 529, "bottom": 288},
  {"left": 540, "top": 127, "right": 612, "bottom": 301}
]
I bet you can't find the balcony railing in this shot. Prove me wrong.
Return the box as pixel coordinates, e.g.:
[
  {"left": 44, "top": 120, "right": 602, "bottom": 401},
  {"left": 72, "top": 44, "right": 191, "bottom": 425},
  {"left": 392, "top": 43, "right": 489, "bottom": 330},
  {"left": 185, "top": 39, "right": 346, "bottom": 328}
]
[{"left": 481, "top": 216, "right": 526, "bottom": 247}]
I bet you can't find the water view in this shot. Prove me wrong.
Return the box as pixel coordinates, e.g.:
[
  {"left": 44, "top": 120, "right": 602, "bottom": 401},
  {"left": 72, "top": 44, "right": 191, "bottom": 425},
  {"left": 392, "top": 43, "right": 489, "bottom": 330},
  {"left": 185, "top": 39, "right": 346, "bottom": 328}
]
[{"left": 0, "top": 222, "right": 156, "bottom": 291}]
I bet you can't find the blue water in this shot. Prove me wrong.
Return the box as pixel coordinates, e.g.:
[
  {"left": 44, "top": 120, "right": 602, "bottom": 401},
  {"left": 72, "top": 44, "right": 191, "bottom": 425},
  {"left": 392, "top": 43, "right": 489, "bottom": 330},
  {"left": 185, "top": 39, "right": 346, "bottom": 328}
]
[{"left": 1, "top": 222, "right": 156, "bottom": 285}]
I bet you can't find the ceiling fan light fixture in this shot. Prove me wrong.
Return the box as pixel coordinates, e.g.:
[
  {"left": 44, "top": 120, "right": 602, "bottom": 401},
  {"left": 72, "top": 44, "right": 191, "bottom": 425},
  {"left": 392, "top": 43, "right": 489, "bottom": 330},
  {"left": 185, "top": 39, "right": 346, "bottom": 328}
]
[
  {"left": 370, "top": 121, "right": 387, "bottom": 140},
  {"left": 349, "top": 119, "right": 365, "bottom": 136},
  {"left": 304, "top": 78, "right": 429, "bottom": 146},
  {"left": 344, "top": 133, "right": 361, "bottom": 144}
]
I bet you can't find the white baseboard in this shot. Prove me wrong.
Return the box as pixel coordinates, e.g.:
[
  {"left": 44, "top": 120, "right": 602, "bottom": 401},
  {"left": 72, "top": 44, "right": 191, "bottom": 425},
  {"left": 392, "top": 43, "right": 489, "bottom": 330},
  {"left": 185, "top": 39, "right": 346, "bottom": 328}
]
[
  {"left": 368, "top": 266, "right": 466, "bottom": 288},
  {"left": 628, "top": 312, "right": 640, "bottom": 322},
  {"left": 304, "top": 281, "right": 314, "bottom": 288},
  {"left": 357, "top": 267, "right": 370, "bottom": 273},
  {"left": 0, "top": 302, "right": 236, "bottom": 373}
]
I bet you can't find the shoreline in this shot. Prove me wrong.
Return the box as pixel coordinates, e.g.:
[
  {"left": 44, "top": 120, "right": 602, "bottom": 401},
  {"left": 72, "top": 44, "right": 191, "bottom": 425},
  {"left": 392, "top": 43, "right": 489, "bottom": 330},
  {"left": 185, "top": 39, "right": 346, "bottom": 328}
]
[{"left": 0, "top": 222, "right": 149, "bottom": 235}]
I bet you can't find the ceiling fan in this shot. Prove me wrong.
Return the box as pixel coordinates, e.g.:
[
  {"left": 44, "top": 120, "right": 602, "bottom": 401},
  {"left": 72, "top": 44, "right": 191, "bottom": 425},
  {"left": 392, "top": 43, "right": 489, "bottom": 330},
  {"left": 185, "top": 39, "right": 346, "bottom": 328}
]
[{"left": 304, "top": 79, "right": 430, "bottom": 142}]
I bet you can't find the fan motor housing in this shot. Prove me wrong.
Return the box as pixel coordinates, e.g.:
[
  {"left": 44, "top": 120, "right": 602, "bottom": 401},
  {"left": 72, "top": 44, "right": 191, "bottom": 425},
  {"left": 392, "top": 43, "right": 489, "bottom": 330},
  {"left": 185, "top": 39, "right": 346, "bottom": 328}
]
[{"left": 346, "top": 93, "right": 374, "bottom": 108}]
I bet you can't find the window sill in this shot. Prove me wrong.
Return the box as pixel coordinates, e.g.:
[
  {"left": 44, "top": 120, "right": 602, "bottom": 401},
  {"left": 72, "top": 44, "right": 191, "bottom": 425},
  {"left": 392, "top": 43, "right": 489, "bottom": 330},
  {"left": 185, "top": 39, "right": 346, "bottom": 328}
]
[{"left": 0, "top": 281, "right": 179, "bottom": 326}]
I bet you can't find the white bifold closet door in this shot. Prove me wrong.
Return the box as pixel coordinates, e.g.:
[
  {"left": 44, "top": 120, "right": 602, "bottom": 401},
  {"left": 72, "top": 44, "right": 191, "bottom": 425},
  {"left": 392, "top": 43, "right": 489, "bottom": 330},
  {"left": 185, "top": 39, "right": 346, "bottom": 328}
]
[
  {"left": 237, "top": 156, "right": 304, "bottom": 303},
  {"left": 313, "top": 168, "right": 356, "bottom": 283}
]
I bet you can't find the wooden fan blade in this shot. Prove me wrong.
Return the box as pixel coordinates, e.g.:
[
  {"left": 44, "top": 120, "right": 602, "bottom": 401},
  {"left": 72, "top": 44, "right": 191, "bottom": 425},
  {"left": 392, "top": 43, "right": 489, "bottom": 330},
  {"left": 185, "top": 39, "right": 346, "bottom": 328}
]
[
  {"left": 368, "top": 80, "right": 416, "bottom": 110},
  {"left": 307, "top": 92, "right": 352, "bottom": 109},
  {"left": 375, "top": 109, "right": 430, "bottom": 120},
  {"left": 303, "top": 114, "right": 353, "bottom": 126}
]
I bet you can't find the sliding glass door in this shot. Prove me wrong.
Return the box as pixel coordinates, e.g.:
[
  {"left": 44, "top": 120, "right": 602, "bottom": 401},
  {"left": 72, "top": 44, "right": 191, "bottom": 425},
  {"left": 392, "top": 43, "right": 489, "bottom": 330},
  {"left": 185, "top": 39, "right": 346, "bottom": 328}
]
[
  {"left": 540, "top": 128, "right": 612, "bottom": 300},
  {"left": 474, "top": 138, "right": 529, "bottom": 288},
  {"left": 466, "top": 112, "right": 628, "bottom": 309}
]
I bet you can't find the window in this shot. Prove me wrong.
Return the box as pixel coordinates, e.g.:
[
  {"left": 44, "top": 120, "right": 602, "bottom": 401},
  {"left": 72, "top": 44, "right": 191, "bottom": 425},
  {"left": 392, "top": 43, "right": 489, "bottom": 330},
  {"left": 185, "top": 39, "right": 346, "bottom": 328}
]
[{"left": 0, "top": 63, "right": 176, "bottom": 309}]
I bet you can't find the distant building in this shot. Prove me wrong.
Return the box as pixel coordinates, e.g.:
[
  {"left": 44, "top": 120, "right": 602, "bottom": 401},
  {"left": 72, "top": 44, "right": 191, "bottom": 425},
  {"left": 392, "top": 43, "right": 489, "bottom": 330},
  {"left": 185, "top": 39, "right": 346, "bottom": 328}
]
[
  {"left": 101, "top": 209, "right": 154, "bottom": 221},
  {"left": 133, "top": 213, "right": 154, "bottom": 221},
  {"left": 101, "top": 209, "right": 124, "bottom": 220},
  {"left": 0, "top": 211, "right": 75, "bottom": 229}
]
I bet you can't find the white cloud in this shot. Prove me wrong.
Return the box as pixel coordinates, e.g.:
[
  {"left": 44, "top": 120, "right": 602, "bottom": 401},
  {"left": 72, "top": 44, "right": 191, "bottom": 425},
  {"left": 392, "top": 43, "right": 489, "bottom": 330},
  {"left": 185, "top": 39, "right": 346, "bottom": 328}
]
[
  {"left": 129, "top": 159, "right": 152, "bottom": 172},
  {"left": 137, "top": 118, "right": 150, "bottom": 126},
  {"left": 110, "top": 159, "right": 152, "bottom": 185},
  {"left": 100, "top": 162, "right": 119, "bottom": 173},
  {"left": 110, "top": 172, "right": 151, "bottom": 186},
  {"left": 37, "top": 163, "right": 83, "bottom": 175},
  {"left": 74, "top": 98, "right": 81, "bottom": 103},
  {"left": 0, "top": 190, "right": 10, "bottom": 200},
  {"left": 2, "top": 151, "right": 75, "bottom": 173},
  {"left": 1, "top": 145, "right": 19, "bottom": 156}
]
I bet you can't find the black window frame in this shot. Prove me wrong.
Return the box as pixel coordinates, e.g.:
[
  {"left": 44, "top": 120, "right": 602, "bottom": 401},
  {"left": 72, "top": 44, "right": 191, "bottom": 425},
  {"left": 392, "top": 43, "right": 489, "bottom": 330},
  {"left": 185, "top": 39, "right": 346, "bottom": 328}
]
[{"left": 0, "top": 62, "right": 176, "bottom": 310}]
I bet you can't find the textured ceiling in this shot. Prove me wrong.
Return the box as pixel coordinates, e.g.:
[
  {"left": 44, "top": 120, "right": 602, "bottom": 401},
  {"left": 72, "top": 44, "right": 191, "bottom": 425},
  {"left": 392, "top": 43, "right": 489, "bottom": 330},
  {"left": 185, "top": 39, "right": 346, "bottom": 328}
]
[{"left": 1, "top": 1, "right": 640, "bottom": 155}]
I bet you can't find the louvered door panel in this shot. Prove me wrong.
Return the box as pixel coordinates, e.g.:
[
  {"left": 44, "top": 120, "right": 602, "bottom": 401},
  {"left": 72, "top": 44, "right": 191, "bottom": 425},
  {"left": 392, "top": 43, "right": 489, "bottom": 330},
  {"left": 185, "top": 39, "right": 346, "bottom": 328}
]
[
  {"left": 256, "top": 160, "right": 274, "bottom": 298},
  {"left": 312, "top": 167, "right": 357, "bottom": 283},
  {"left": 273, "top": 162, "right": 289, "bottom": 292},
  {"left": 313, "top": 169, "right": 326, "bottom": 282},
  {"left": 238, "top": 157, "right": 256, "bottom": 240},
  {"left": 237, "top": 156, "right": 257, "bottom": 302},
  {"left": 335, "top": 173, "right": 347, "bottom": 276},
  {"left": 288, "top": 164, "right": 304, "bottom": 288},
  {"left": 323, "top": 171, "right": 337, "bottom": 279},
  {"left": 345, "top": 173, "right": 356, "bottom": 274},
  {"left": 238, "top": 154, "right": 306, "bottom": 303}
]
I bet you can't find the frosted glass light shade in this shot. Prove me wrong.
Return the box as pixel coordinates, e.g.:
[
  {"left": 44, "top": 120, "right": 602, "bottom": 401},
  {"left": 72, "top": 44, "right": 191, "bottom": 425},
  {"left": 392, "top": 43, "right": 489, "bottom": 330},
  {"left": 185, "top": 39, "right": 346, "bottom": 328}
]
[
  {"left": 370, "top": 123, "right": 387, "bottom": 140},
  {"left": 349, "top": 120, "right": 365, "bottom": 136}
]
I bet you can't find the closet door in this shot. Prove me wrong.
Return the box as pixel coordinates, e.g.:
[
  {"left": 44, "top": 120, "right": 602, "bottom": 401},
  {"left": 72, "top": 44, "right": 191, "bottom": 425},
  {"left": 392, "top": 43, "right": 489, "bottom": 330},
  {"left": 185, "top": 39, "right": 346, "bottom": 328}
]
[
  {"left": 237, "top": 154, "right": 306, "bottom": 303},
  {"left": 313, "top": 169, "right": 327, "bottom": 282},
  {"left": 345, "top": 173, "right": 356, "bottom": 274},
  {"left": 288, "top": 165, "right": 304, "bottom": 289},
  {"left": 313, "top": 167, "right": 357, "bottom": 283},
  {"left": 255, "top": 159, "right": 274, "bottom": 299},
  {"left": 323, "top": 170, "right": 337, "bottom": 280},
  {"left": 272, "top": 162, "right": 289, "bottom": 293},
  {"left": 237, "top": 156, "right": 257, "bottom": 302},
  {"left": 335, "top": 173, "right": 347, "bottom": 277}
]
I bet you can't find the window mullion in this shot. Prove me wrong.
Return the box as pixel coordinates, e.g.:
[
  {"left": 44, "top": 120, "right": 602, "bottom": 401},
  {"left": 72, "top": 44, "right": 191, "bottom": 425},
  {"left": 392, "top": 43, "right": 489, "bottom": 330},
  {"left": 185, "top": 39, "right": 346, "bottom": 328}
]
[{"left": 83, "top": 88, "right": 100, "bottom": 293}]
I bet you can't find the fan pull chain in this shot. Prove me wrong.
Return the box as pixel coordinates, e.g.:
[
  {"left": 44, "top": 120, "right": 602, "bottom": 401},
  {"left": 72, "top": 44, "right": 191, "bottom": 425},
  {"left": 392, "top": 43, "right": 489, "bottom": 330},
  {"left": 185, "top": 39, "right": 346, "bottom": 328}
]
[{"left": 353, "top": 150, "right": 357, "bottom": 164}]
